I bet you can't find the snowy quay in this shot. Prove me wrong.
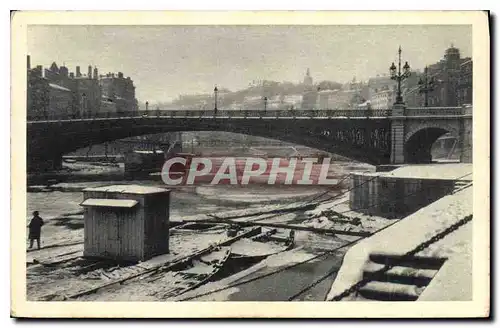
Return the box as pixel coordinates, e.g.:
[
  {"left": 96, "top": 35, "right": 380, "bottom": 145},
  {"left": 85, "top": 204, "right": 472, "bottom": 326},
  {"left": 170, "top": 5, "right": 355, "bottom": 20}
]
[
  {"left": 175, "top": 163, "right": 473, "bottom": 302},
  {"left": 25, "top": 162, "right": 472, "bottom": 302}
]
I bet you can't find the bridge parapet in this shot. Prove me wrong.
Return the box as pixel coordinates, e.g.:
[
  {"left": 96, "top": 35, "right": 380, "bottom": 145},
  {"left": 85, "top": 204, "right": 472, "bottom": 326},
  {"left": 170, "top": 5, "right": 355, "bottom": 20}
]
[
  {"left": 27, "top": 108, "right": 393, "bottom": 122},
  {"left": 404, "top": 106, "right": 470, "bottom": 117}
]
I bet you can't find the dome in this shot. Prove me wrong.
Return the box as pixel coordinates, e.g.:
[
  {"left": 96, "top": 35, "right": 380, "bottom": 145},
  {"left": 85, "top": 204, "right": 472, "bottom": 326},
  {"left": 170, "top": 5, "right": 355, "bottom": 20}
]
[{"left": 445, "top": 43, "right": 460, "bottom": 61}]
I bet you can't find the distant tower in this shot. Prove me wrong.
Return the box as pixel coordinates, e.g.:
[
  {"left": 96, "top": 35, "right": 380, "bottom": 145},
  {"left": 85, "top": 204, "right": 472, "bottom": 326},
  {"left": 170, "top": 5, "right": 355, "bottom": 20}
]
[
  {"left": 88, "top": 65, "right": 92, "bottom": 79},
  {"left": 303, "top": 68, "right": 313, "bottom": 86},
  {"left": 93, "top": 67, "right": 98, "bottom": 79},
  {"left": 76, "top": 66, "right": 81, "bottom": 77},
  {"left": 444, "top": 43, "right": 461, "bottom": 69}
]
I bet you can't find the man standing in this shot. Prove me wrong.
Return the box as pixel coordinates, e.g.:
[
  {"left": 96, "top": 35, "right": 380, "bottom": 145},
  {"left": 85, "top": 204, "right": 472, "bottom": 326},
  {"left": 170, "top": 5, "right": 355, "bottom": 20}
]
[{"left": 28, "top": 211, "right": 44, "bottom": 249}]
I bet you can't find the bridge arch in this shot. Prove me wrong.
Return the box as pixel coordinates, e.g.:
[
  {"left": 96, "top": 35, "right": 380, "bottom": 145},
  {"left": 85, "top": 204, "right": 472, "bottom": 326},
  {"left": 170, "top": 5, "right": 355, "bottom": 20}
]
[
  {"left": 404, "top": 123, "right": 458, "bottom": 163},
  {"left": 27, "top": 117, "right": 393, "bottom": 172}
]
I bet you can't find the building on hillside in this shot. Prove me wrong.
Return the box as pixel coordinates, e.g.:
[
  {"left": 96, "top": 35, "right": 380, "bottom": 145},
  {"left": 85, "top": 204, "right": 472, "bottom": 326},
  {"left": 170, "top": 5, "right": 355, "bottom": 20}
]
[
  {"left": 402, "top": 85, "right": 421, "bottom": 107},
  {"left": 367, "top": 75, "right": 396, "bottom": 102},
  {"left": 400, "top": 70, "right": 422, "bottom": 107},
  {"left": 303, "top": 68, "right": 313, "bottom": 87},
  {"left": 301, "top": 88, "right": 319, "bottom": 110},
  {"left": 317, "top": 89, "right": 339, "bottom": 109},
  {"left": 328, "top": 90, "right": 357, "bottom": 109},
  {"left": 357, "top": 100, "right": 371, "bottom": 110},
  {"left": 370, "top": 86, "right": 396, "bottom": 109},
  {"left": 281, "top": 94, "right": 302, "bottom": 109},
  {"left": 99, "top": 72, "right": 138, "bottom": 114},
  {"left": 242, "top": 95, "right": 265, "bottom": 110}
]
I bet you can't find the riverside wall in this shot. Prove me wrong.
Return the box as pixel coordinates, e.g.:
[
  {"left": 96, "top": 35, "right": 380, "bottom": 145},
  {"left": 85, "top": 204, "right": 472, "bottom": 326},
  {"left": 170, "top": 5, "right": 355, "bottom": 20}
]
[{"left": 349, "top": 173, "right": 458, "bottom": 219}]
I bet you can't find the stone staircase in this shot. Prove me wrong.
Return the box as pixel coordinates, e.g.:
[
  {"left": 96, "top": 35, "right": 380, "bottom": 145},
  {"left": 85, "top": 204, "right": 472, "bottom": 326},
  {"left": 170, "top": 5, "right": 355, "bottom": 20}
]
[{"left": 354, "top": 252, "right": 446, "bottom": 301}]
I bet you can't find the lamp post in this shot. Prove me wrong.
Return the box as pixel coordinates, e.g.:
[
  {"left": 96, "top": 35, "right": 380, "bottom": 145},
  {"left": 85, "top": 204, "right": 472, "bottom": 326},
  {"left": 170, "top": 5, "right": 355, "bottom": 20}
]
[
  {"left": 264, "top": 96, "right": 268, "bottom": 113},
  {"left": 214, "top": 86, "right": 218, "bottom": 114},
  {"left": 145, "top": 101, "right": 149, "bottom": 114},
  {"left": 389, "top": 46, "right": 411, "bottom": 104},
  {"left": 418, "top": 66, "right": 435, "bottom": 107}
]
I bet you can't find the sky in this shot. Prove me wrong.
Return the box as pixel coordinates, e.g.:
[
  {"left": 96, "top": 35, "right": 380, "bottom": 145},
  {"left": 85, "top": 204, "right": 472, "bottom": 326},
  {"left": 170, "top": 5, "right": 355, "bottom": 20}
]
[{"left": 27, "top": 25, "right": 472, "bottom": 104}]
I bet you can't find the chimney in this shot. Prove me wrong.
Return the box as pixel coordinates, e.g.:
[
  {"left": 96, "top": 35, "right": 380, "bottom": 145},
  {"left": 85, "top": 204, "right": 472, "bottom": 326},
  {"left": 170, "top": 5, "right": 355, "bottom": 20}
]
[
  {"left": 27, "top": 55, "right": 31, "bottom": 70},
  {"left": 36, "top": 65, "right": 43, "bottom": 77},
  {"left": 76, "top": 66, "right": 81, "bottom": 77},
  {"left": 88, "top": 65, "right": 92, "bottom": 79},
  {"left": 93, "top": 67, "right": 98, "bottom": 80},
  {"left": 59, "top": 66, "right": 69, "bottom": 78}
]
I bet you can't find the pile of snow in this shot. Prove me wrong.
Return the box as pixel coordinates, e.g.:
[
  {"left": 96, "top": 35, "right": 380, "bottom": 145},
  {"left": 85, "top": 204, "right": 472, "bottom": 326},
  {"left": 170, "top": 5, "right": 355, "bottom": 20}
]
[
  {"left": 378, "top": 163, "right": 472, "bottom": 180},
  {"left": 325, "top": 186, "right": 473, "bottom": 301},
  {"left": 304, "top": 195, "right": 350, "bottom": 218}
]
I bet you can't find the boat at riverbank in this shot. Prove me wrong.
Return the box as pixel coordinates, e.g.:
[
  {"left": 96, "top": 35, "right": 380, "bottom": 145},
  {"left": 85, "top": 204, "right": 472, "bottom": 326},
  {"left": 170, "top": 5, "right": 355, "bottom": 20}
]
[
  {"left": 230, "top": 227, "right": 295, "bottom": 261},
  {"left": 150, "top": 246, "right": 232, "bottom": 299}
]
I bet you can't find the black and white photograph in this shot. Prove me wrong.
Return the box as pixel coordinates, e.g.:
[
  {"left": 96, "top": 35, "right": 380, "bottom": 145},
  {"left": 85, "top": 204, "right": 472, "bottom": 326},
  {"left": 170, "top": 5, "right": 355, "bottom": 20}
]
[{"left": 11, "top": 11, "right": 490, "bottom": 318}]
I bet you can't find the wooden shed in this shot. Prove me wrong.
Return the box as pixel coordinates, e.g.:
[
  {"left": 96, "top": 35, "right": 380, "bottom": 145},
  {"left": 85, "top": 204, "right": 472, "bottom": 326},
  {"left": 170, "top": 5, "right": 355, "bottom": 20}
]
[{"left": 80, "top": 185, "right": 170, "bottom": 262}]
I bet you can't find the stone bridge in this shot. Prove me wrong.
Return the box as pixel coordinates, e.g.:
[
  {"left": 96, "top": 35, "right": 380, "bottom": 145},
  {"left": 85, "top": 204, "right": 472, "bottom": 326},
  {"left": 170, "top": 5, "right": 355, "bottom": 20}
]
[{"left": 27, "top": 106, "right": 472, "bottom": 172}]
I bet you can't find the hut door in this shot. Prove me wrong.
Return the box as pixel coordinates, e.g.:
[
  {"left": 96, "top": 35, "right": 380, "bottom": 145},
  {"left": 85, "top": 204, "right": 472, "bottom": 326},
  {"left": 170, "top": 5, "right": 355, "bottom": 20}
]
[{"left": 105, "top": 211, "right": 121, "bottom": 258}]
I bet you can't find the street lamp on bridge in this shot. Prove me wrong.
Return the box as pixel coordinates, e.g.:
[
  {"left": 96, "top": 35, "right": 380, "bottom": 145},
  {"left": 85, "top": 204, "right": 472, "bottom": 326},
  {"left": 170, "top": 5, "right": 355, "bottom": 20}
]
[
  {"left": 263, "top": 96, "right": 268, "bottom": 113},
  {"left": 145, "top": 101, "right": 149, "bottom": 113},
  {"left": 214, "top": 86, "right": 218, "bottom": 114},
  {"left": 418, "top": 66, "right": 435, "bottom": 107},
  {"left": 389, "top": 46, "right": 411, "bottom": 104}
]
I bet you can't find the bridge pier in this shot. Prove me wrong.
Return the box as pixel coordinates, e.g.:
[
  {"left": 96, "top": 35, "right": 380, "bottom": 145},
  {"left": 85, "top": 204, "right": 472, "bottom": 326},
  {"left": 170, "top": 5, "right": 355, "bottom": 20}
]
[
  {"left": 390, "top": 103, "right": 406, "bottom": 164},
  {"left": 459, "top": 105, "right": 473, "bottom": 163}
]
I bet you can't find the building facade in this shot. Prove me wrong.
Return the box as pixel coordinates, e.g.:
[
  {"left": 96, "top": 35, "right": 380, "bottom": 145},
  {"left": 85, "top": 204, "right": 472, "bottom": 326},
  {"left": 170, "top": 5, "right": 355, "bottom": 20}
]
[
  {"left": 457, "top": 59, "right": 473, "bottom": 105},
  {"left": 27, "top": 66, "right": 50, "bottom": 119},
  {"left": 27, "top": 56, "right": 139, "bottom": 118},
  {"left": 370, "top": 87, "right": 396, "bottom": 109},
  {"left": 301, "top": 89, "right": 319, "bottom": 110},
  {"left": 48, "top": 83, "right": 73, "bottom": 118},
  {"left": 424, "top": 45, "right": 472, "bottom": 107},
  {"left": 367, "top": 75, "right": 396, "bottom": 102},
  {"left": 99, "top": 72, "right": 138, "bottom": 114}
]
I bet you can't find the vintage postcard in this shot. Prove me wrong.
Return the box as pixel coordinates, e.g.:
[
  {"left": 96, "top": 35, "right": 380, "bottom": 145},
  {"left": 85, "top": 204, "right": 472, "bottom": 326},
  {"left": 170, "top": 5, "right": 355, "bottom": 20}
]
[{"left": 11, "top": 11, "right": 490, "bottom": 318}]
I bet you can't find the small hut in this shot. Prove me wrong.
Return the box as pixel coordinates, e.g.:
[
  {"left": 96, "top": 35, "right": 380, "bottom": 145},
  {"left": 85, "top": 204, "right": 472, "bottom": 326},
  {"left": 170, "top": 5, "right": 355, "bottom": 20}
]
[{"left": 80, "top": 185, "right": 170, "bottom": 262}]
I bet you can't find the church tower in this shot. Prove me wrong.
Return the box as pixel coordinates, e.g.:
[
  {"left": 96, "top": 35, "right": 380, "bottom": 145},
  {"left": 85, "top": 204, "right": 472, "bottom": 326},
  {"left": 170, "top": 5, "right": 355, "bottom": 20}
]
[{"left": 303, "top": 68, "right": 313, "bottom": 86}]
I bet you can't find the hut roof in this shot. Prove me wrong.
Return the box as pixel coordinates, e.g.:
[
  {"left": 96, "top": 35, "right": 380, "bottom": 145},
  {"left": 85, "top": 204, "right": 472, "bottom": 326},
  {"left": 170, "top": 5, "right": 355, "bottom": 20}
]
[
  {"left": 83, "top": 184, "right": 169, "bottom": 195},
  {"left": 80, "top": 198, "right": 138, "bottom": 208}
]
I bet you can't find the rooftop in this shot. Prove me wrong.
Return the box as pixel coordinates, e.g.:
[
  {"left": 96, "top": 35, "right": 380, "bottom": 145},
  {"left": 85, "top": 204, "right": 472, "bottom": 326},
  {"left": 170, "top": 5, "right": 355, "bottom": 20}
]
[
  {"left": 48, "top": 83, "right": 71, "bottom": 92},
  {"left": 83, "top": 184, "right": 170, "bottom": 195}
]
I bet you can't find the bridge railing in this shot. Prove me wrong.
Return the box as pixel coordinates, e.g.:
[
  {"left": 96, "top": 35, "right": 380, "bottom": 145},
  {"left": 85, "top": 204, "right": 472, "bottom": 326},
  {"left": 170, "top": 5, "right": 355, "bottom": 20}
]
[
  {"left": 28, "top": 108, "right": 398, "bottom": 122},
  {"left": 405, "top": 107, "right": 465, "bottom": 116},
  {"left": 27, "top": 106, "right": 474, "bottom": 122}
]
